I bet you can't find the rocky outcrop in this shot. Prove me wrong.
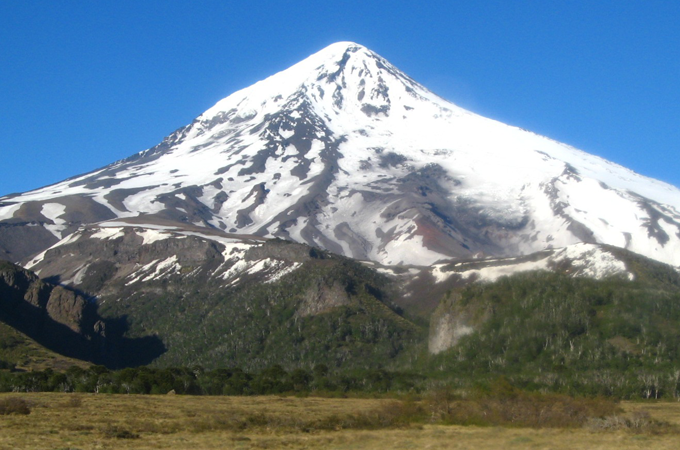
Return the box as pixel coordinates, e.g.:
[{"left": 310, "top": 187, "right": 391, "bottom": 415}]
[
  {"left": 297, "top": 280, "right": 351, "bottom": 317},
  {"left": 44, "top": 286, "right": 89, "bottom": 334},
  {"left": 0, "top": 260, "right": 119, "bottom": 366},
  {"left": 0, "top": 261, "right": 89, "bottom": 333},
  {"left": 428, "top": 292, "right": 475, "bottom": 354}
]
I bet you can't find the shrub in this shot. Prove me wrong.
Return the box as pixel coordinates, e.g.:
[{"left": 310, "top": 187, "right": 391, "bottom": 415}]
[
  {"left": 63, "top": 396, "right": 83, "bottom": 408},
  {"left": 0, "top": 397, "right": 30, "bottom": 415},
  {"left": 586, "top": 409, "right": 676, "bottom": 433},
  {"left": 102, "top": 425, "right": 140, "bottom": 439}
]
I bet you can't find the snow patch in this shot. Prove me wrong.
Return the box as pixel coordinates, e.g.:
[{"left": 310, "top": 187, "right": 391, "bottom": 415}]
[
  {"left": 91, "top": 227, "right": 125, "bottom": 240},
  {"left": 219, "top": 259, "right": 249, "bottom": 282},
  {"left": 136, "top": 229, "right": 182, "bottom": 245},
  {"left": 126, "top": 256, "right": 182, "bottom": 285},
  {"left": 62, "top": 263, "right": 90, "bottom": 286},
  {"left": 142, "top": 256, "right": 181, "bottom": 282},
  {"left": 41, "top": 203, "right": 67, "bottom": 238},
  {"left": 434, "top": 243, "right": 632, "bottom": 283},
  {"left": 553, "top": 243, "right": 633, "bottom": 280},
  {"left": 24, "top": 231, "right": 84, "bottom": 269},
  {"left": 0, "top": 203, "right": 21, "bottom": 220},
  {"left": 457, "top": 258, "right": 552, "bottom": 283},
  {"left": 431, "top": 264, "right": 454, "bottom": 283},
  {"left": 265, "top": 261, "right": 302, "bottom": 283},
  {"left": 217, "top": 257, "right": 302, "bottom": 285}
]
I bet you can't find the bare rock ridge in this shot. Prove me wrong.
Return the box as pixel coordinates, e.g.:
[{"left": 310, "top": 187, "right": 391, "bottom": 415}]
[{"left": 1, "top": 41, "right": 680, "bottom": 268}]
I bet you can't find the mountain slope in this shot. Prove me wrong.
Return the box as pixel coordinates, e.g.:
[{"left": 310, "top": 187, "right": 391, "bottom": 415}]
[
  {"left": 20, "top": 216, "right": 677, "bottom": 369},
  {"left": 1, "top": 42, "right": 680, "bottom": 268},
  {"left": 21, "top": 224, "right": 422, "bottom": 370}
]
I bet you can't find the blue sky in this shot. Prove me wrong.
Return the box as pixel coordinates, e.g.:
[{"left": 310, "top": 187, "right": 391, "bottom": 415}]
[{"left": 1, "top": 1, "right": 679, "bottom": 196}]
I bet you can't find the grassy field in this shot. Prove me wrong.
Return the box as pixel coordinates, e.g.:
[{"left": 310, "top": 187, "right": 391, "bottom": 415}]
[{"left": 0, "top": 393, "right": 678, "bottom": 449}]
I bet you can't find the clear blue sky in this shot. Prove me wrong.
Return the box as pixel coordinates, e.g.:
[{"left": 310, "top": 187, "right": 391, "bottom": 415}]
[{"left": 1, "top": 1, "right": 679, "bottom": 196}]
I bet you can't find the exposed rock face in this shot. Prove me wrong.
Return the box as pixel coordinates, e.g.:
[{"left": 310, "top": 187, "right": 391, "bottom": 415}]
[
  {"left": 428, "top": 292, "right": 478, "bottom": 354},
  {"left": 44, "top": 286, "right": 88, "bottom": 334},
  {"left": 0, "top": 260, "right": 105, "bottom": 362},
  {"left": 0, "top": 221, "right": 58, "bottom": 263},
  {"left": 429, "top": 317, "right": 474, "bottom": 355},
  {"left": 297, "top": 280, "right": 351, "bottom": 317}
]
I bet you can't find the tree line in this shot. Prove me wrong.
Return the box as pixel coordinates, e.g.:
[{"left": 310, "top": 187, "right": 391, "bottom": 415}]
[{"left": 0, "top": 364, "right": 423, "bottom": 396}]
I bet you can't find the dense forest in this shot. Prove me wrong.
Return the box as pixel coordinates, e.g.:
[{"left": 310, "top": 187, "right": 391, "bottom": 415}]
[
  {"left": 426, "top": 267, "right": 680, "bottom": 399},
  {"left": 3, "top": 245, "right": 680, "bottom": 399}
]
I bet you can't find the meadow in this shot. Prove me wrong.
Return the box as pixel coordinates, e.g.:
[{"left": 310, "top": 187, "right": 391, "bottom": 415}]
[{"left": 0, "top": 393, "right": 678, "bottom": 449}]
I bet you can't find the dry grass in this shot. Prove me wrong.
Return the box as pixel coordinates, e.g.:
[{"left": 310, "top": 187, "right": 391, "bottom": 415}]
[
  {"left": 427, "top": 389, "right": 622, "bottom": 428},
  {"left": 622, "top": 401, "right": 680, "bottom": 426},
  {"left": 0, "top": 393, "right": 677, "bottom": 449}
]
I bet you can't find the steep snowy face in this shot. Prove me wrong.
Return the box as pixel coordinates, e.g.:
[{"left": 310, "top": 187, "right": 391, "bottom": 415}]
[{"left": 2, "top": 42, "right": 680, "bottom": 267}]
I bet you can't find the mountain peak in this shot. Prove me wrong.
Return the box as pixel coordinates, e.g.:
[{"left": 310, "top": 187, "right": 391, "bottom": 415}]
[
  {"left": 313, "top": 41, "right": 366, "bottom": 56},
  {"left": 2, "top": 43, "right": 680, "bottom": 268},
  {"left": 200, "top": 41, "right": 408, "bottom": 121},
  {"left": 294, "top": 41, "right": 376, "bottom": 71}
]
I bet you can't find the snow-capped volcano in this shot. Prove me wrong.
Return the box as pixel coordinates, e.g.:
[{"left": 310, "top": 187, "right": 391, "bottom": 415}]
[{"left": 2, "top": 41, "right": 680, "bottom": 267}]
